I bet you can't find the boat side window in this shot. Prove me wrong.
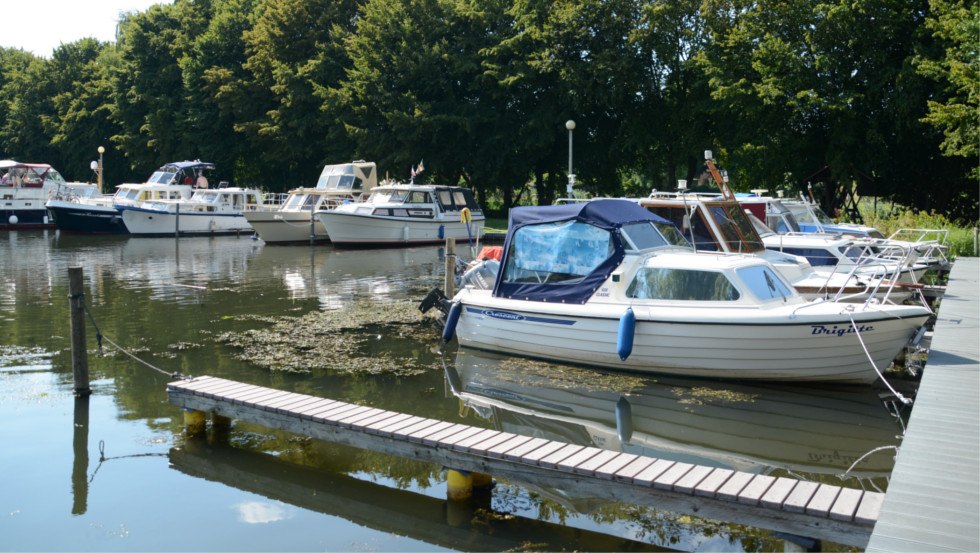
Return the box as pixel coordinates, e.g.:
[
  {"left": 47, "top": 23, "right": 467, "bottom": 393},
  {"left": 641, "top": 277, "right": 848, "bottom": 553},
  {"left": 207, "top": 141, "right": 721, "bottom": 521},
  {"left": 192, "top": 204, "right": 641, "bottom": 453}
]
[
  {"left": 620, "top": 222, "right": 669, "bottom": 251},
  {"left": 627, "top": 268, "right": 740, "bottom": 301},
  {"left": 437, "top": 190, "right": 454, "bottom": 210},
  {"left": 387, "top": 190, "right": 408, "bottom": 203},
  {"left": 406, "top": 191, "right": 430, "bottom": 204},
  {"left": 735, "top": 265, "right": 794, "bottom": 301},
  {"left": 502, "top": 220, "right": 612, "bottom": 284},
  {"left": 336, "top": 175, "right": 356, "bottom": 190},
  {"left": 301, "top": 194, "right": 319, "bottom": 210},
  {"left": 283, "top": 194, "right": 306, "bottom": 210}
]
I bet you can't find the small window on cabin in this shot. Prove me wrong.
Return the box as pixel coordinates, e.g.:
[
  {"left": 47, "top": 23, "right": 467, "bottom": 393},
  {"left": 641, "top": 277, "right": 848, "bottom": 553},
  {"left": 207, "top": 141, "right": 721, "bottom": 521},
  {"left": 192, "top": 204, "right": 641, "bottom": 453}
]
[
  {"left": 452, "top": 191, "right": 469, "bottom": 210},
  {"left": 627, "top": 268, "right": 740, "bottom": 301},
  {"left": 406, "top": 191, "right": 429, "bottom": 204},
  {"left": 735, "top": 265, "right": 793, "bottom": 301},
  {"left": 502, "top": 220, "right": 612, "bottom": 284}
]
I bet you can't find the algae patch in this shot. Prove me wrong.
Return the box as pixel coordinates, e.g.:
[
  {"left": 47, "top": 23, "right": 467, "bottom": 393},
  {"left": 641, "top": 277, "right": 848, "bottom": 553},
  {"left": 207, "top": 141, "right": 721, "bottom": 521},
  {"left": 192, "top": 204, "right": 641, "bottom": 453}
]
[{"left": 216, "top": 299, "right": 441, "bottom": 375}]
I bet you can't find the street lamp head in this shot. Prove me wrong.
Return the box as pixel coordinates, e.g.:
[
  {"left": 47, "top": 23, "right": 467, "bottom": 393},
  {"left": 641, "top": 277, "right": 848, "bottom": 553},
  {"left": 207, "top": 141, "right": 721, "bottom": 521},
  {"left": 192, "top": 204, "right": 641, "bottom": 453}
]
[
  {"left": 98, "top": 146, "right": 105, "bottom": 154},
  {"left": 565, "top": 120, "right": 575, "bottom": 131},
  {"left": 89, "top": 161, "right": 99, "bottom": 171}
]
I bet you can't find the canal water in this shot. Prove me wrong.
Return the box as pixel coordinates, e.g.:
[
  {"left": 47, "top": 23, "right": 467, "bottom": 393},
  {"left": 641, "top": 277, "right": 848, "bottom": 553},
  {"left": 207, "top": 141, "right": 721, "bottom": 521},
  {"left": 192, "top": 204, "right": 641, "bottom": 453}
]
[{"left": 0, "top": 231, "right": 908, "bottom": 551}]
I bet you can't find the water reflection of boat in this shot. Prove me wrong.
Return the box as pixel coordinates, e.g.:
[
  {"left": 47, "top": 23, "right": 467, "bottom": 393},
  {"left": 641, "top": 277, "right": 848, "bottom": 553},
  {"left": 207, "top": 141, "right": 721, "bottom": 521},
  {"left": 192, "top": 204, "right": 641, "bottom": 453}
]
[{"left": 446, "top": 348, "right": 905, "bottom": 480}]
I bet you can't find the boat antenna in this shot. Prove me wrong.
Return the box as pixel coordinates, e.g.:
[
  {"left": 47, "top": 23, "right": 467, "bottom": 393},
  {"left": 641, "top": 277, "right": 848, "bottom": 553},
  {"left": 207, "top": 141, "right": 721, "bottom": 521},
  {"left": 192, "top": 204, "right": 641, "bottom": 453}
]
[{"left": 678, "top": 178, "right": 696, "bottom": 252}]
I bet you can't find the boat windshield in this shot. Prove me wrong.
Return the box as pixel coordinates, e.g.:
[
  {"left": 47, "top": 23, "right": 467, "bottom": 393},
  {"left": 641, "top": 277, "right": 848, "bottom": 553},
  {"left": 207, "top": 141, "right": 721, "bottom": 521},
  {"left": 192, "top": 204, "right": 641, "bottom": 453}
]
[
  {"left": 316, "top": 164, "right": 358, "bottom": 190},
  {"left": 369, "top": 189, "right": 408, "bottom": 204},
  {"left": 704, "top": 203, "right": 765, "bottom": 253},
  {"left": 284, "top": 193, "right": 320, "bottom": 211},
  {"left": 148, "top": 171, "right": 177, "bottom": 185},
  {"left": 501, "top": 220, "right": 612, "bottom": 284},
  {"left": 746, "top": 212, "right": 775, "bottom": 237},
  {"left": 620, "top": 221, "right": 688, "bottom": 251},
  {"left": 735, "top": 265, "right": 794, "bottom": 302},
  {"left": 626, "top": 267, "right": 741, "bottom": 301}
]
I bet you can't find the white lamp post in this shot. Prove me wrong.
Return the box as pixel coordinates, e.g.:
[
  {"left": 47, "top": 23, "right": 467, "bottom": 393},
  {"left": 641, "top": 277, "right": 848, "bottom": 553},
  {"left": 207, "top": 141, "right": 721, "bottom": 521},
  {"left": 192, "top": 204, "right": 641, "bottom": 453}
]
[
  {"left": 565, "top": 120, "right": 576, "bottom": 198},
  {"left": 97, "top": 146, "right": 105, "bottom": 193}
]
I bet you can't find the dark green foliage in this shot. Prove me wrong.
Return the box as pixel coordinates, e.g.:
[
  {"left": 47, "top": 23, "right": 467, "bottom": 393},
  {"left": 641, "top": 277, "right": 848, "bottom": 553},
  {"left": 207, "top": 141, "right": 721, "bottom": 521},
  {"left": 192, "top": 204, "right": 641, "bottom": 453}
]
[{"left": 0, "top": 0, "right": 973, "bottom": 218}]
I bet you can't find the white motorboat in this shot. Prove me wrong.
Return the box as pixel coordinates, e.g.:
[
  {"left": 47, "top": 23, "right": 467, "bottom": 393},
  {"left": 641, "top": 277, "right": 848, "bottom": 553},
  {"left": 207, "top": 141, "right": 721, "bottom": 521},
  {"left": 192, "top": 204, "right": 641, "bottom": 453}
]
[
  {"left": 245, "top": 161, "right": 377, "bottom": 244},
  {"left": 443, "top": 199, "right": 931, "bottom": 384},
  {"left": 1, "top": 160, "right": 98, "bottom": 229},
  {"left": 446, "top": 348, "right": 904, "bottom": 479},
  {"left": 121, "top": 183, "right": 265, "bottom": 237},
  {"left": 317, "top": 183, "right": 484, "bottom": 246},
  {"left": 46, "top": 161, "right": 206, "bottom": 234}
]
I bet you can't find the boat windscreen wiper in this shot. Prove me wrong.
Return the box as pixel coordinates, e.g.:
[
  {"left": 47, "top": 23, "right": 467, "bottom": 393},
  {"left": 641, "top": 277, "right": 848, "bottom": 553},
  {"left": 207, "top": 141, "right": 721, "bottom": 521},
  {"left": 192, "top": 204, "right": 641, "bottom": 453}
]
[{"left": 764, "top": 270, "right": 787, "bottom": 302}]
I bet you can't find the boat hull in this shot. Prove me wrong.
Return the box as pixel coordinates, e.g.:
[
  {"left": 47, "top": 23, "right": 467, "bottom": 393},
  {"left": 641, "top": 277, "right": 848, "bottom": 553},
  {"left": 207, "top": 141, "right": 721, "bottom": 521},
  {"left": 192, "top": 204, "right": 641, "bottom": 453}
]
[
  {"left": 1, "top": 207, "right": 53, "bottom": 229},
  {"left": 46, "top": 200, "right": 128, "bottom": 234},
  {"left": 453, "top": 292, "right": 929, "bottom": 383},
  {"left": 244, "top": 211, "right": 329, "bottom": 244},
  {"left": 121, "top": 207, "right": 254, "bottom": 236},
  {"left": 318, "top": 211, "right": 484, "bottom": 246}
]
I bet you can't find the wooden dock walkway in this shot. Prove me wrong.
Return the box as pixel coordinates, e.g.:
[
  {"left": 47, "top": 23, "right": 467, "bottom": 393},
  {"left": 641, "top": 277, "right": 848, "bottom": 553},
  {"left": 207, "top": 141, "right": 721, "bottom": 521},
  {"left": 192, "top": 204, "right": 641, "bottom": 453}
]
[
  {"left": 867, "top": 257, "right": 980, "bottom": 552},
  {"left": 169, "top": 375, "right": 883, "bottom": 547}
]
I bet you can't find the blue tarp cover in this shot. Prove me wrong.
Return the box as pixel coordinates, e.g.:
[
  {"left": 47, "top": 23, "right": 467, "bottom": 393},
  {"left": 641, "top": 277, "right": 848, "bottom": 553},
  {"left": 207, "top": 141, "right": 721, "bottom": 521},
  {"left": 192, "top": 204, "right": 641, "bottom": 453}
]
[{"left": 492, "top": 200, "right": 669, "bottom": 304}]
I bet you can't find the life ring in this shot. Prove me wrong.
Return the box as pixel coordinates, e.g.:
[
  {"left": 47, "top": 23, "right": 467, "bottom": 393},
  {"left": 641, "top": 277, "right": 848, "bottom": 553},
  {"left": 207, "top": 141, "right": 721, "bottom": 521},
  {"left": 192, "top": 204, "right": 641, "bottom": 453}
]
[{"left": 459, "top": 207, "right": 472, "bottom": 224}]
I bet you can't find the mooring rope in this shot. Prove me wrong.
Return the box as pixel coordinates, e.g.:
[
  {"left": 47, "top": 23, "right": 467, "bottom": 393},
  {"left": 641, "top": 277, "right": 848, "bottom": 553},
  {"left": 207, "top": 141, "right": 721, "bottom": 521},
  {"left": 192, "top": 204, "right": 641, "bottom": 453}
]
[
  {"left": 847, "top": 311, "right": 912, "bottom": 405},
  {"left": 79, "top": 296, "right": 185, "bottom": 380},
  {"left": 88, "top": 439, "right": 168, "bottom": 484},
  {"left": 842, "top": 445, "right": 899, "bottom": 480}
]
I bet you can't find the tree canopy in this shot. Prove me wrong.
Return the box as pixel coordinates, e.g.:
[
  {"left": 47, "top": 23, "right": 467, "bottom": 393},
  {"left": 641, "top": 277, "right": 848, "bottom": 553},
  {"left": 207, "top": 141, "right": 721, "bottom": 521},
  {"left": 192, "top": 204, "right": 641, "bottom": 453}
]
[{"left": 0, "top": 0, "right": 975, "bottom": 221}]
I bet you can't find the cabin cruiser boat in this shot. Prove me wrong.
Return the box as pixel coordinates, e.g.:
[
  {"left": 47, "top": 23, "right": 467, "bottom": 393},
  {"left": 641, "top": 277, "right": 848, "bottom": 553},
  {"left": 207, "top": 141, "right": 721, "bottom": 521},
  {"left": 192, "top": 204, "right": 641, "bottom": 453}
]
[
  {"left": 120, "top": 181, "right": 264, "bottom": 237},
  {"left": 633, "top": 192, "right": 909, "bottom": 302},
  {"left": 317, "top": 183, "right": 484, "bottom": 246},
  {"left": 46, "top": 161, "right": 206, "bottom": 234},
  {"left": 1, "top": 160, "right": 98, "bottom": 229},
  {"left": 245, "top": 161, "right": 377, "bottom": 244},
  {"left": 446, "top": 348, "right": 904, "bottom": 479},
  {"left": 442, "top": 199, "right": 931, "bottom": 384}
]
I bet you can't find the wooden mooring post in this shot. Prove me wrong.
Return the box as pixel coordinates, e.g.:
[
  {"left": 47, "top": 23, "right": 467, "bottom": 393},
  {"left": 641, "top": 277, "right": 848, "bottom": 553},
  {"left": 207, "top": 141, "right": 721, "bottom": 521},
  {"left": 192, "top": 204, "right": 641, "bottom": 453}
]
[
  {"left": 68, "top": 266, "right": 90, "bottom": 396},
  {"left": 444, "top": 237, "right": 456, "bottom": 298}
]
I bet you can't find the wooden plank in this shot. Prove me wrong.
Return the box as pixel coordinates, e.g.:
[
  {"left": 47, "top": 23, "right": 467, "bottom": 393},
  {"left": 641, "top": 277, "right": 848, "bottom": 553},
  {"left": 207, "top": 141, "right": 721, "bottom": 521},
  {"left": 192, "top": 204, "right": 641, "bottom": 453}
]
[
  {"left": 486, "top": 435, "right": 535, "bottom": 458},
  {"left": 305, "top": 401, "right": 355, "bottom": 419},
  {"left": 558, "top": 447, "right": 607, "bottom": 474},
  {"left": 240, "top": 389, "right": 292, "bottom": 407},
  {"left": 464, "top": 431, "right": 518, "bottom": 455},
  {"left": 311, "top": 403, "right": 363, "bottom": 422},
  {"left": 830, "top": 488, "right": 864, "bottom": 522},
  {"left": 335, "top": 407, "right": 386, "bottom": 427},
  {"left": 653, "top": 462, "right": 694, "bottom": 491},
  {"left": 204, "top": 381, "right": 257, "bottom": 398},
  {"left": 395, "top": 419, "right": 446, "bottom": 440},
  {"left": 295, "top": 399, "right": 341, "bottom": 418},
  {"left": 694, "top": 468, "right": 734, "bottom": 498},
  {"left": 263, "top": 392, "right": 310, "bottom": 410},
  {"left": 422, "top": 424, "right": 479, "bottom": 446},
  {"left": 449, "top": 429, "right": 500, "bottom": 450},
  {"left": 349, "top": 410, "right": 403, "bottom": 430},
  {"left": 738, "top": 474, "right": 776, "bottom": 505},
  {"left": 367, "top": 414, "right": 424, "bottom": 436},
  {"left": 538, "top": 444, "right": 585, "bottom": 468},
  {"left": 270, "top": 395, "right": 322, "bottom": 413},
  {"left": 233, "top": 387, "right": 282, "bottom": 404},
  {"left": 502, "top": 437, "right": 552, "bottom": 462},
  {"left": 322, "top": 405, "right": 374, "bottom": 425},
  {"left": 594, "top": 453, "right": 639, "bottom": 480},
  {"left": 569, "top": 450, "right": 620, "bottom": 475},
  {"left": 170, "top": 376, "right": 219, "bottom": 393},
  {"left": 520, "top": 441, "right": 568, "bottom": 464},
  {"left": 252, "top": 391, "right": 297, "bottom": 410},
  {"left": 673, "top": 465, "right": 714, "bottom": 494},
  {"left": 180, "top": 378, "right": 239, "bottom": 395},
  {"left": 805, "top": 485, "right": 841, "bottom": 517},
  {"left": 783, "top": 481, "right": 820, "bottom": 513},
  {"left": 716, "top": 471, "right": 754, "bottom": 502},
  {"left": 760, "top": 477, "right": 798, "bottom": 509},
  {"left": 634, "top": 459, "right": 675, "bottom": 486},
  {"left": 408, "top": 421, "right": 456, "bottom": 443},
  {"left": 612, "top": 457, "right": 657, "bottom": 483},
  {"left": 855, "top": 492, "right": 885, "bottom": 525}
]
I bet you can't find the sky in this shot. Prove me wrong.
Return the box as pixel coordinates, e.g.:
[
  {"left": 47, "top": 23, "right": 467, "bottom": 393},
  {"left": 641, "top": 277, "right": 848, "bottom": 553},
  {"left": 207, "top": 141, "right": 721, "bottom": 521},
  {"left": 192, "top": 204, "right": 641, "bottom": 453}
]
[{"left": 0, "top": 0, "right": 173, "bottom": 58}]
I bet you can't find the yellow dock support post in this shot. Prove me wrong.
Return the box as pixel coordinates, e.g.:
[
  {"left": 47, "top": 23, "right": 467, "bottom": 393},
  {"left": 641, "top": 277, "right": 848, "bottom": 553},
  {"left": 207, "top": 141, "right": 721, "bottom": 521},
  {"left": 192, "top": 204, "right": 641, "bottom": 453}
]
[
  {"left": 446, "top": 469, "right": 473, "bottom": 500},
  {"left": 183, "top": 409, "right": 206, "bottom": 437},
  {"left": 471, "top": 472, "right": 493, "bottom": 490}
]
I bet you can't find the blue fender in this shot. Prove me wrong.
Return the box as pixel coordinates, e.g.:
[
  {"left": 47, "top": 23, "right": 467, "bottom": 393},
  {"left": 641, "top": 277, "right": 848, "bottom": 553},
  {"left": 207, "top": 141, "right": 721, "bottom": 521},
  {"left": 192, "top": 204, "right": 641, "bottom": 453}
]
[
  {"left": 617, "top": 307, "right": 635, "bottom": 361},
  {"left": 442, "top": 302, "right": 462, "bottom": 343}
]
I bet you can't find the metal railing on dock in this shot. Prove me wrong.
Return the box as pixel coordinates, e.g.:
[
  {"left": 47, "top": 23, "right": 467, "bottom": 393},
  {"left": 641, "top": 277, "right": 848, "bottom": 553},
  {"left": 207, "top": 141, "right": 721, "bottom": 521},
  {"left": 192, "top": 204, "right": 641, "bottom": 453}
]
[{"left": 168, "top": 375, "right": 883, "bottom": 547}]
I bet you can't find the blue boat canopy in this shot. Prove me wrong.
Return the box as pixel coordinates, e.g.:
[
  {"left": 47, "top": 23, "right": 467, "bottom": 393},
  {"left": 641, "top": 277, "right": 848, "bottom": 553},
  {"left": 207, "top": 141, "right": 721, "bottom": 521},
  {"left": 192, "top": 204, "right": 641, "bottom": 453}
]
[{"left": 492, "top": 199, "right": 676, "bottom": 304}]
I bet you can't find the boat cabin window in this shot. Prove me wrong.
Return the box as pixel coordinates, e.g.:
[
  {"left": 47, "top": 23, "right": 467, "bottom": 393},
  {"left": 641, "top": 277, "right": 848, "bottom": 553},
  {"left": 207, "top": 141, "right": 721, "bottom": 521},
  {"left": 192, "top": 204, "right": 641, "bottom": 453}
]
[
  {"left": 435, "top": 188, "right": 481, "bottom": 213},
  {"left": 317, "top": 164, "right": 359, "bottom": 190},
  {"left": 626, "top": 268, "right": 740, "bottom": 301},
  {"left": 502, "top": 220, "right": 612, "bottom": 284},
  {"left": 283, "top": 194, "right": 307, "bottom": 210},
  {"left": 735, "top": 265, "right": 794, "bottom": 301},
  {"left": 149, "top": 171, "right": 177, "bottom": 184}
]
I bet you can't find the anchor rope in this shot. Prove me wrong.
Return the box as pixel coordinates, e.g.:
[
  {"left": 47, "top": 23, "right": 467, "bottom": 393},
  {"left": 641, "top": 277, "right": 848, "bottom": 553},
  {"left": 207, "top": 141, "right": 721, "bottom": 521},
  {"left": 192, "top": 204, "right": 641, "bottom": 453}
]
[
  {"left": 79, "top": 296, "right": 185, "bottom": 380},
  {"left": 841, "top": 445, "right": 899, "bottom": 479},
  {"left": 847, "top": 312, "right": 912, "bottom": 405}
]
